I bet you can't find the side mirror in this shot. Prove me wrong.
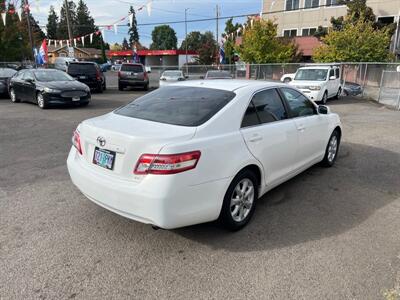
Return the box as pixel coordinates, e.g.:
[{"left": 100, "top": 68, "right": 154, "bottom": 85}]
[
  {"left": 329, "top": 76, "right": 336, "bottom": 80},
  {"left": 318, "top": 105, "right": 330, "bottom": 115},
  {"left": 26, "top": 78, "right": 34, "bottom": 84}
]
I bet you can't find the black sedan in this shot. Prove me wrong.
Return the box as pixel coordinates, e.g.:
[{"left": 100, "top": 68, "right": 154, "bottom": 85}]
[
  {"left": 9, "top": 69, "right": 91, "bottom": 109},
  {"left": 0, "top": 68, "right": 17, "bottom": 98}
]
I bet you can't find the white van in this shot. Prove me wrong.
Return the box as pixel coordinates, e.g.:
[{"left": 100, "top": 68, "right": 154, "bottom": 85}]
[
  {"left": 54, "top": 57, "right": 77, "bottom": 72},
  {"left": 289, "top": 65, "right": 342, "bottom": 104}
]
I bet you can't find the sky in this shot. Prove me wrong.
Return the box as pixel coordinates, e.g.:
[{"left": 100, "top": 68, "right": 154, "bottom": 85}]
[{"left": 30, "top": 0, "right": 263, "bottom": 47}]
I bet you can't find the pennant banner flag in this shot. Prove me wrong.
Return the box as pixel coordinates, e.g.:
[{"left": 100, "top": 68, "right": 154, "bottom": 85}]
[
  {"left": 146, "top": 1, "right": 152, "bottom": 17},
  {"left": 18, "top": 8, "right": 23, "bottom": 21},
  {"left": 90, "top": 33, "right": 93, "bottom": 44},
  {"left": 74, "top": 38, "right": 77, "bottom": 47},
  {"left": 114, "top": 23, "right": 118, "bottom": 34},
  {"left": 129, "top": 13, "right": 133, "bottom": 27},
  {"left": 1, "top": 12, "right": 6, "bottom": 26},
  {"left": 82, "top": 36, "right": 85, "bottom": 47}
]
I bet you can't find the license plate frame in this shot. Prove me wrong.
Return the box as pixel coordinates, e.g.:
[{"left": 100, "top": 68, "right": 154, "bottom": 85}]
[
  {"left": 79, "top": 76, "right": 87, "bottom": 80},
  {"left": 72, "top": 96, "right": 80, "bottom": 101},
  {"left": 93, "top": 147, "right": 116, "bottom": 170}
]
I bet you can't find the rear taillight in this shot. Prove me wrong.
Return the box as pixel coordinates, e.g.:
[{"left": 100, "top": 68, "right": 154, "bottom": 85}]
[
  {"left": 144, "top": 72, "right": 148, "bottom": 80},
  {"left": 118, "top": 71, "right": 121, "bottom": 77},
  {"left": 134, "top": 151, "right": 201, "bottom": 175},
  {"left": 72, "top": 130, "right": 83, "bottom": 155},
  {"left": 96, "top": 70, "right": 101, "bottom": 81}
]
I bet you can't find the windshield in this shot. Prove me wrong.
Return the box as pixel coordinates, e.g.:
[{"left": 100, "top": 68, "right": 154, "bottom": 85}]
[
  {"left": 33, "top": 70, "right": 74, "bottom": 82},
  {"left": 206, "top": 71, "right": 232, "bottom": 78},
  {"left": 0, "top": 68, "right": 17, "bottom": 77},
  {"left": 295, "top": 69, "right": 328, "bottom": 81},
  {"left": 163, "top": 71, "right": 182, "bottom": 77},
  {"left": 115, "top": 86, "right": 236, "bottom": 127}
]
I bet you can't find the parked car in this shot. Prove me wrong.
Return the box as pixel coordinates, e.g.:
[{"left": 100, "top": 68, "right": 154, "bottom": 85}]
[
  {"left": 343, "top": 81, "right": 363, "bottom": 96},
  {"left": 289, "top": 65, "right": 342, "bottom": 104},
  {"left": 280, "top": 73, "right": 296, "bottom": 83},
  {"left": 9, "top": 69, "right": 91, "bottom": 109},
  {"left": 0, "top": 68, "right": 17, "bottom": 97},
  {"left": 204, "top": 70, "right": 233, "bottom": 79},
  {"left": 54, "top": 57, "right": 77, "bottom": 72},
  {"left": 159, "top": 70, "right": 186, "bottom": 87},
  {"left": 67, "top": 62, "right": 106, "bottom": 93},
  {"left": 67, "top": 80, "right": 342, "bottom": 230},
  {"left": 111, "top": 64, "right": 121, "bottom": 71},
  {"left": 118, "top": 63, "right": 149, "bottom": 91}
]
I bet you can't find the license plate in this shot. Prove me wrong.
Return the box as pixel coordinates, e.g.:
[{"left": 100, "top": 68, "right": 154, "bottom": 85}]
[
  {"left": 79, "top": 76, "right": 87, "bottom": 79},
  {"left": 93, "top": 147, "right": 116, "bottom": 170},
  {"left": 72, "top": 96, "right": 80, "bottom": 101}
]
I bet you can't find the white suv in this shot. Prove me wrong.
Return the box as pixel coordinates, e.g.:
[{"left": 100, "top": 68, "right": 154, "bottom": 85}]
[{"left": 289, "top": 65, "right": 342, "bottom": 104}]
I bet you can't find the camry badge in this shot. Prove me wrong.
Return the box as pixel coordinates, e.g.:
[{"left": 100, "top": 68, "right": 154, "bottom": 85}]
[{"left": 97, "top": 136, "right": 106, "bottom": 147}]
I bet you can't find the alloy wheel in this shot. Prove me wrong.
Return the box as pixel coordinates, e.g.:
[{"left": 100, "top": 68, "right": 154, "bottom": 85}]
[
  {"left": 10, "top": 89, "right": 16, "bottom": 102},
  {"left": 327, "top": 135, "right": 338, "bottom": 163},
  {"left": 230, "top": 178, "right": 255, "bottom": 223},
  {"left": 37, "top": 93, "right": 45, "bottom": 108}
]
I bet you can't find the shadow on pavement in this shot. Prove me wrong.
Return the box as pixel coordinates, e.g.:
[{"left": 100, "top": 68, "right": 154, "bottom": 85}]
[{"left": 173, "top": 142, "right": 400, "bottom": 251}]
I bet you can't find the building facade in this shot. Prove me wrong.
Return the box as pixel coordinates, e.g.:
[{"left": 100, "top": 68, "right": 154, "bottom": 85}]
[{"left": 262, "top": 0, "right": 400, "bottom": 38}]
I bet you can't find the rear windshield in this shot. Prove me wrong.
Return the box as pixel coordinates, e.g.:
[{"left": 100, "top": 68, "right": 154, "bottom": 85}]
[
  {"left": 0, "top": 68, "right": 17, "bottom": 77},
  {"left": 121, "top": 64, "right": 143, "bottom": 72},
  {"left": 115, "top": 86, "right": 236, "bottom": 126},
  {"left": 68, "top": 63, "right": 97, "bottom": 75}
]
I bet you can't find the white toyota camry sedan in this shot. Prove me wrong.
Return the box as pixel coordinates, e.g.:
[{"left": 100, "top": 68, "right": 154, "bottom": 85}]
[{"left": 67, "top": 80, "right": 342, "bottom": 231}]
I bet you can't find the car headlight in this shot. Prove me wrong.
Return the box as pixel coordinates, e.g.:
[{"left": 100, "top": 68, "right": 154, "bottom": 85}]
[
  {"left": 308, "top": 86, "right": 321, "bottom": 91},
  {"left": 44, "top": 87, "right": 62, "bottom": 93}
]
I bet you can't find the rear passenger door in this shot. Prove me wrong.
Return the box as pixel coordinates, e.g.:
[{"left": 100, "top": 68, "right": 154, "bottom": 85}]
[{"left": 240, "top": 88, "right": 299, "bottom": 186}]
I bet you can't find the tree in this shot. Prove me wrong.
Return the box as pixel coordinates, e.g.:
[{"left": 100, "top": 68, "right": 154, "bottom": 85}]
[
  {"left": 313, "top": 20, "right": 393, "bottom": 62},
  {"left": 180, "top": 31, "right": 202, "bottom": 51},
  {"left": 122, "top": 38, "right": 129, "bottom": 50},
  {"left": 110, "top": 43, "right": 123, "bottom": 51},
  {"left": 236, "top": 19, "right": 297, "bottom": 64},
  {"left": 57, "top": 1, "right": 77, "bottom": 40},
  {"left": 197, "top": 31, "right": 217, "bottom": 65},
  {"left": 46, "top": 6, "right": 58, "bottom": 40},
  {"left": 222, "top": 18, "right": 241, "bottom": 64},
  {"left": 150, "top": 25, "right": 177, "bottom": 50},
  {"left": 128, "top": 6, "right": 139, "bottom": 47},
  {"left": 76, "top": 0, "right": 102, "bottom": 48}
]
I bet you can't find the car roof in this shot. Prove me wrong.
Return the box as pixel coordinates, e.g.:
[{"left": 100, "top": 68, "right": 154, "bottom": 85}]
[
  {"left": 69, "top": 61, "right": 96, "bottom": 65},
  {"left": 172, "top": 79, "right": 286, "bottom": 92}
]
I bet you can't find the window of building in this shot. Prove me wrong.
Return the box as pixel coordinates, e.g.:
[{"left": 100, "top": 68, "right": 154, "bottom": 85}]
[
  {"left": 305, "top": 0, "right": 319, "bottom": 9},
  {"left": 283, "top": 29, "right": 298, "bottom": 37},
  {"left": 285, "top": 0, "right": 300, "bottom": 11},
  {"left": 326, "top": 0, "right": 340, "bottom": 6},
  {"left": 302, "top": 28, "right": 317, "bottom": 36}
]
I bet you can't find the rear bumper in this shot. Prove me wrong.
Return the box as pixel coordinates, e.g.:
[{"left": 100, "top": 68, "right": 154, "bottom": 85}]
[
  {"left": 119, "top": 79, "right": 148, "bottom": 87},
  {"left": 67, "top": 148, "right": 230, "bottom": 229}
]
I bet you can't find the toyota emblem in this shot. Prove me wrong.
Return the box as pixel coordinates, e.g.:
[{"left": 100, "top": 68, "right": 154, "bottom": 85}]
[{"left": 97, "top": 136, "right": 106, "bottom": 147}]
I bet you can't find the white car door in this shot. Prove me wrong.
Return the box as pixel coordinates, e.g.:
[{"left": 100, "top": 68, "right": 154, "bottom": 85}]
[
  {"left": 280, "top": 87, "right": 330, "bottom": 170},
  {"left": 327, "top": 68, "right": 336, "bottom": 97},
  {"left": 240, "top": 88, "right": 299, "bottom": 186}
]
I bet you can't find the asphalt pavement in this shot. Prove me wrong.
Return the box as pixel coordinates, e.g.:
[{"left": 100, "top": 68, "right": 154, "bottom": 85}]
[{"left": 0, "top": 90, "right": 399, "bottom": 299}]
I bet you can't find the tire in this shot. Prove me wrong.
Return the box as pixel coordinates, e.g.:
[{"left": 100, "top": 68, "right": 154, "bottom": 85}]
[
  {"left": 218, "top": 169, "right": 258, "bottom": 231},
  {"left": 37, "top": 92, "right": 47, "bottom": 109},
  {"left": 10, "top": 88, "right": 20, "bottom": 103},
  {"left": 334, "top": 87, "right": 342, "bottom": 100},
  {"left": 118, "top": 83, "right": 124, "bottom": 91},
  {"left": 320, "top": 130, "right": 340, "bottom": 167},
  {"left": 321, "top": 91, "right": 328, "bottom": 104},
  {"left": 103, "top": 81, "right": 107, "bottom": 91},
  {"left": 97, "top": 83, "right": 103, "bottom": 93},
  {"left": 143, "top": 83, "right": 149, "bottom": 91}
]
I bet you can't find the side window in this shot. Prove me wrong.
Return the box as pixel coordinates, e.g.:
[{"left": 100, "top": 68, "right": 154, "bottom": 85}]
[
  {"left": 329, "top": 69, "right": 335, "bottom": 79},
  {"left": 241, "top": 89, "right": 288, "bottom": 128},
  {"left": 281, "top": 88, "right": 316, "bottom": 118},
  {"left": 15, "top": 71, "right": 25, "bottom": 79},
  {"left": 335, "top": 68, "right": 340, "bottom": 79},
  {"left": 241, "top": 101, "right": 260, "bottom": 128},
  {"left": 252, "top": 89, "right": 287, "bottom": 123}
]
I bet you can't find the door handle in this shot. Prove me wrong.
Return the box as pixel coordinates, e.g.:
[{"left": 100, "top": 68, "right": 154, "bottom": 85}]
[
  {"left": 248, "top": 135, "right": 263, "bottom": 142},
  {"left": 297, "top": 125, "right": 306, "bottom": 131}
]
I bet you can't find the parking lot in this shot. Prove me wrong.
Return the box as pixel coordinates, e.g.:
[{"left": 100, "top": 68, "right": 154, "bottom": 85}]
[{"left": 0, "top": 88, "right": 400, "bottom": 299}]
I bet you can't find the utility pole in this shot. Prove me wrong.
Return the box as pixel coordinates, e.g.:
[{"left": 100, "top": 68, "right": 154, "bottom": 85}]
[
  {"left": 24, "top": 0, "right": 35, "bottom": 65},
  {"left": 64, "top": 0, "right": 73, "bottom": 42},
  {"left": 394, "top": 13, "right": 400, "bottom": 60},
  {"left": 216, "top": 5, "right": 219, "bottom": 66},
  {"left": 185, "top": 8, "right": 189, "bottom": 75}
]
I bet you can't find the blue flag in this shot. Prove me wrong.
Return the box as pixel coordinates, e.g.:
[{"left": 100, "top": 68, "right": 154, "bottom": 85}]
[{"left": 219, "top": 46, "right": 225, "bottom": 64}]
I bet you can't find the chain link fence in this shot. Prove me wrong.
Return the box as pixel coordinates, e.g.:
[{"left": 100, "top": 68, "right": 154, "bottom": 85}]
[{"left": 377, "top": 71, "right": 400, "bottom": 109}]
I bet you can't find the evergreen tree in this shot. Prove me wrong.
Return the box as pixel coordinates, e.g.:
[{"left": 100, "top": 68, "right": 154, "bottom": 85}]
[
  {"left": 57, "top": 1, "right": 77, "bottom": 40},
  {"left": 150, "top": 25, "right": 177, "bottom": 50},
  {"left": 222, "top": 18, "right": 241, "bottom": 64},
  {"left": 0, "top": 0, "right": 5, "bottom": 60},
  {"left": 122, "top": 37, "right": 129, "bottom": 50},
  {"left": 128, "top": 6, "right": 139, "bottom": 47},
  {"left": 46, "top": 6, "right": 58, "bottom": 40},
  {"left": 76, "top": 0, "right": 101, "bottom": 48}
]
